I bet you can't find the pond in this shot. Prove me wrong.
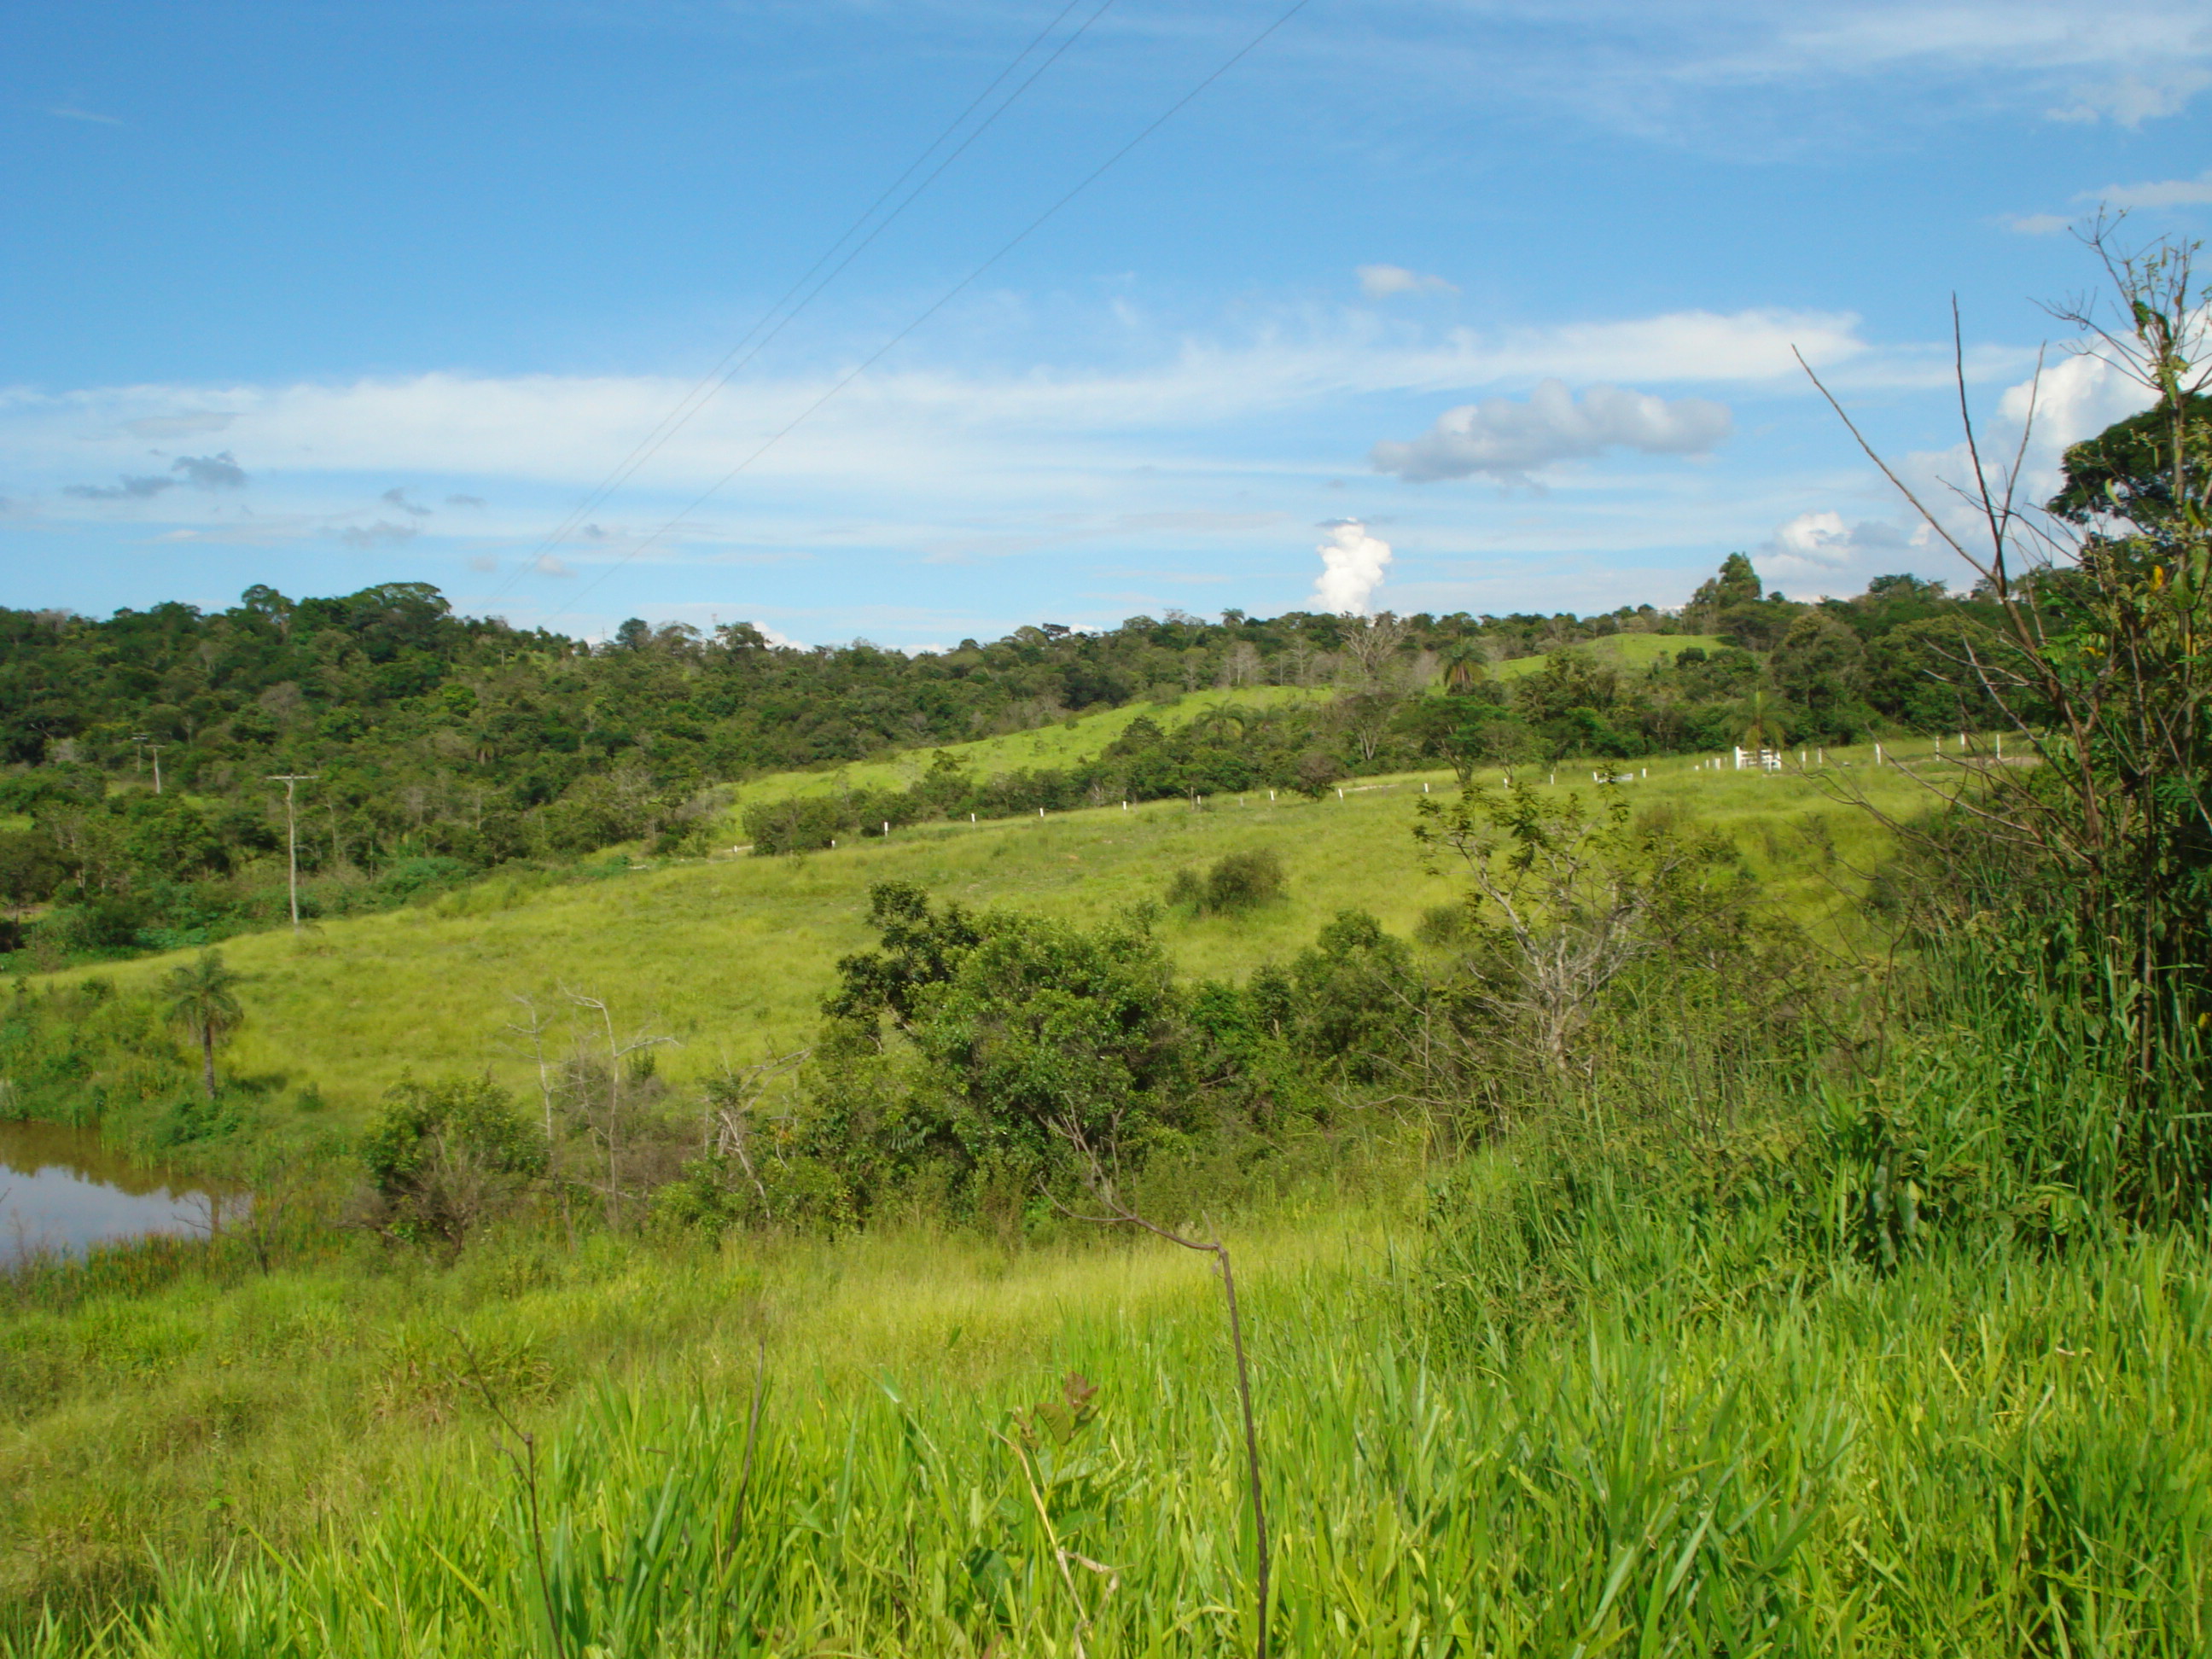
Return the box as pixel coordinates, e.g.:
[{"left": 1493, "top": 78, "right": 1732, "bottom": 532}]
[{"left": 0, "top": 1120, "right": 242, "bottom": 1265}]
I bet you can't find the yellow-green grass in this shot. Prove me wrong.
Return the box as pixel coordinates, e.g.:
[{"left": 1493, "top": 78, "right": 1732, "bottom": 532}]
[
  {"left": 9, "top": 1174, "right": 2208, "bottom": 1654},
  {"left": 1488, "top": 630, "right": 1732, "bottom": 680},
  {"left": 729, "top": 684, "right": 1331, "bottom": 809},
  {"left": 0, "top": 1197, "right": 1403, "bottom": 1627},
  {"left": 730, "top": 643, "right": 1732, "bottom": 814},
  {"left": 34, "top": 747, "right": 1944, "bottom": 1129}
]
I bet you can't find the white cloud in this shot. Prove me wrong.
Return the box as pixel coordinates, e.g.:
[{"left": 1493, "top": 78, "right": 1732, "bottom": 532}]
[
  {"left": 1995, "top": 346, "right": 2163, "bottom": 469},
  {"left": 2088, "top": 167, "right": 2212, "bottom": 208},
  {"left": 2005, "top": 212, "right": 2073, "bottom": 236},
  {"left": 1292, "top": 2, "right": 2212, "bottom": 149},
  {"left": 0, "top": 306, "right": 1863, "bottom": 498},
  {"left": 1370, "top": 380, "right": 1732, "bottom": 484},
  {"left": 1311, "top": 520, "right": 1393, "bottom": 614},
  {"left": 1357, "top": 264, "right": 1457, "bottom": 300},
  {"left": 2051, "top": 68, "right": 2212, "bottom": 125},
  {"left": 123, "top": 412, "right": 236, "bottom": 439},
  {"left": 1759, "top": 509, "right": 1933, "bottom": 593},
  {"left": 1766, "top": 347, "right": 2163, "bottom": 597}
]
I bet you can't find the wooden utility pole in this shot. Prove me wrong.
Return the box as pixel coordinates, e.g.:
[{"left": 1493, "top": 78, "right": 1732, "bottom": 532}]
[{"left": 265, "top": 774, "right": 319, "bottom": 928}]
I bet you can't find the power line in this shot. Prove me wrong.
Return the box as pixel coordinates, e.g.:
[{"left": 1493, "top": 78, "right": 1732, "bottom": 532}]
[
  {"left": 487, "top": 0, "right": 1119, "bottom": 604},
  {"left": 544, "top": 0, "right": 1317, "bottom": 633}
]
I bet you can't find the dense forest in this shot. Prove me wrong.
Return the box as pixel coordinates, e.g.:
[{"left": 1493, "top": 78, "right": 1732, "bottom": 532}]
[{"left": 0, "top": 556, "right": 2001, "bottom": 962}]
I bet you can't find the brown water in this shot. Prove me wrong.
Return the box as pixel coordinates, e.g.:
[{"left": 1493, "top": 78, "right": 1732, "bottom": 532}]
[{"left": 0, "top": 1120, "right": 242, "bottom": 1264}]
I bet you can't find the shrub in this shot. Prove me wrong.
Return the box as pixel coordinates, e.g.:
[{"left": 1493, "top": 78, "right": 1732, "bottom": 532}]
[
  {"left": 1164, "top": 847, "right": 1287, "bottom": 917},
  {"left": 360, "top": 1076, "right": 547, "bottom": 1253},
  {"left": 741, "top": 795, "right": 849, "bottom": 855}
]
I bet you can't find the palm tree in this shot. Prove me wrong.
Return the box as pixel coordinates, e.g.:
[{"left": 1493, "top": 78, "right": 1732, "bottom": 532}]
[
  {"left": 163, "top": 951, "right": 243, "bottom": 1102},
  {"left": 1438, "top": 638, "right": 1489, "bottom": 694},
  {"left": 1737, "top": 689, "right": 1787, "bottom": 753}
]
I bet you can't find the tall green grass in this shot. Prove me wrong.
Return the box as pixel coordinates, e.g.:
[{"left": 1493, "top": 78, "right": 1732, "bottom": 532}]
[{"left": 15, "top": 1220, "right": 2205, "bottom": 1657}]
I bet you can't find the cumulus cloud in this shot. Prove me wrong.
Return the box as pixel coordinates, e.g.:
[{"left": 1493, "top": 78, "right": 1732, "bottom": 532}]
[
  {"left": 65, "top": 474, "right": 176, "bottom": 500},
  {"left": 468, "top": 555, "right": 498, "bottom": 573},
  {"left": 381, "top": 486, "right": 432, "bottom": 516},
  {"left": 1759, "top": 510, "right": 1934, "bottom": 591},
  {"left": 172, "top": 451, "right": 247, "bottom": 488},
  {"left": 1371, "top": 379, "right": 1733, "bottom": 483},
  {"left": 338, "top": 520, "right": 419, "bottom": 549},
  {"left": 533, "top": 554, "right": 573, "bottom": 577},
  {"left": 1996, "top": 346, "right": 2164, "bottom": 465},
  {"left": 445, "top": 493, "right": 486, "bottom": 508},
  {"left": 1766, "top": 346, "right": 2167, "bottom": 597},
  {"left": 2006, "top": 212, "right": 2073, "bottom": 236},
  {"left": 1311, "top": 520, "right": 1393, "bottom": 614},
  {"left": 1357, "top": 264, "right": 1458, "bottom": 300}
]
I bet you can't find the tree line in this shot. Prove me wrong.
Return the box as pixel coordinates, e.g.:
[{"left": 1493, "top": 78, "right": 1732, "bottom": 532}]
[{"left": 1, "top": 552, "right": 2009, "bottom": 961}]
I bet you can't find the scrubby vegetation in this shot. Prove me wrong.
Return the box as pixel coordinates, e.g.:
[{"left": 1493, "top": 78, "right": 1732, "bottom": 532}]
[{"left": 3, "top": 237, "right": 2210, "bottom": 1656}]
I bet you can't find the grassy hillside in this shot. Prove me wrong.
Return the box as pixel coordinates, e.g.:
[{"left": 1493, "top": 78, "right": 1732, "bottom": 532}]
[
  {"left": 1489, "top": 630, "right": 1732, "bottom": 679},
  {"left": 40, "top": 744, "right": 1937, "bottom": 1129},
  {"left": 723, "top": 684, "right": 1331, "bottom": 812},
  {"left": 726, "top": 644, "right": 1735, "bottom": 814}
]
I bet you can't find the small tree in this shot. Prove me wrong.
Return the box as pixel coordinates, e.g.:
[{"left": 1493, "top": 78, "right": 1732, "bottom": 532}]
[
  {"left": 1415, "top": 779, "right": 1736, "bottom": 1074},
  {"left": 161, "top": 950, "right": 242, "bottom": 1101},
  {"left": 362, "top": 1076, "right": 548, "bottom": 1253}
]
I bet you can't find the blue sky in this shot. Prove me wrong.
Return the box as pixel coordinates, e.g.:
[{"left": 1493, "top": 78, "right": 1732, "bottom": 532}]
[{"left": 4, "top": 2, "right": 2209, "bottom": 645}]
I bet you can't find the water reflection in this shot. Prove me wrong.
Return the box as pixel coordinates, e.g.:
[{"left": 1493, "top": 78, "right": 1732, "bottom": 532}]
[{"left": 0, "top": 1120, "right": 241, "bottom": 1264}]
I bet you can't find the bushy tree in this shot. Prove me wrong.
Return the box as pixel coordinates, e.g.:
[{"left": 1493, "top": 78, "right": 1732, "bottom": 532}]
[
  {"left": 913, "top": 912, "right": 1186, "bottom": 1199},
  {"left": 1415, "top": 779, "right": 1739, "bottom": 1073},
  {"left": 361, "top": 1075, "right": 546, "bottom": 1251},
  {"left": 1164, "top": 847, "right": 1287, "bottom": 917},
  {"left": 1771, "top": 613, "right": 1870, "bottom": 738}
]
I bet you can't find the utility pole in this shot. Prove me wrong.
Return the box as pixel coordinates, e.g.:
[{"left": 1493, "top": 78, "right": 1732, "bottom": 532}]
[
  {"left": 266, "top": 774, "right": 319, "bottom": 928},
  {"left": 134, "top": 736, "right": 165, "bottom": 794}
]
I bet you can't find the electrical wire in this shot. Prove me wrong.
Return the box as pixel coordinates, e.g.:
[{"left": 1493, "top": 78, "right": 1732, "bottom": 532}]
[
  {"left": 487, "top": 0, "right": 1118, "bottom": 603},
  {"left": 543, "top": 0, "right": 1316, "bottom": 632}
]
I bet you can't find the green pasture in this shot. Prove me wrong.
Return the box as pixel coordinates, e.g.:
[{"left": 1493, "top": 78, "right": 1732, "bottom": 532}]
[
  {"left": 726, "top": 684, "right": 1332, "bottom": 811},
  {"left": 726, "top": 640, "right": 1735, "bottom": 814},
  {"left": 1487, "top": 630, "right": 1732, "bottom": 680},
  {"left": 35, "top": 748, "right": 1944, "bottom": 1127}
]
